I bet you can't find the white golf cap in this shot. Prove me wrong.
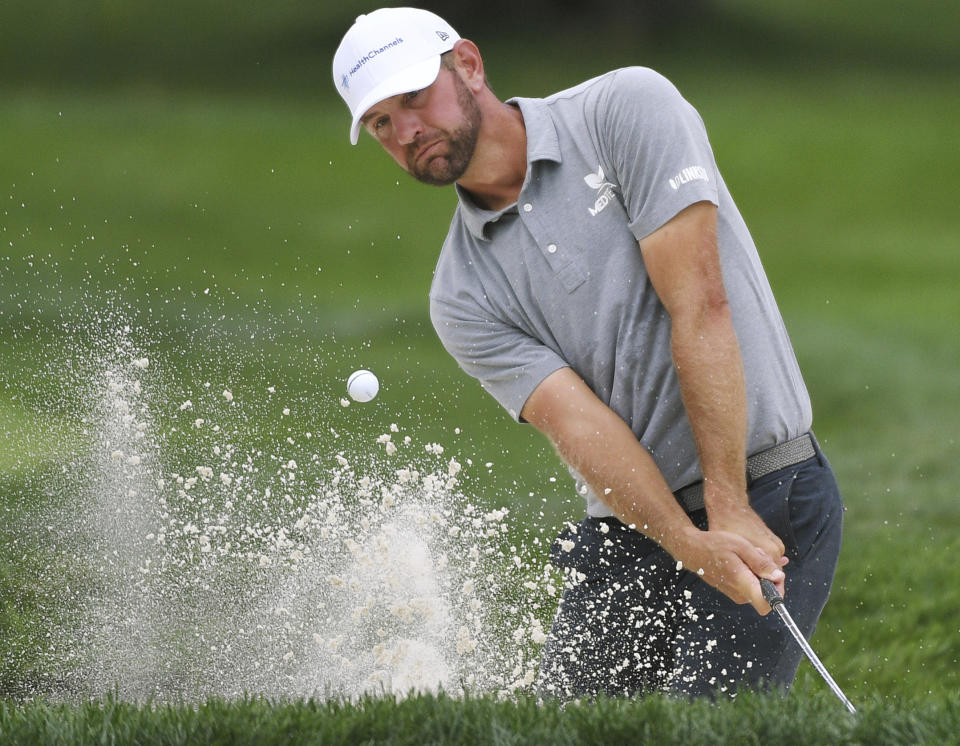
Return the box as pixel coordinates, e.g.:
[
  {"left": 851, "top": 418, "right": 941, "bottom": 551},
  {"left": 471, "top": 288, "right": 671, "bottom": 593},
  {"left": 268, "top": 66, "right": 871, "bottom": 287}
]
[{"left": 333, "top": 8, "right": 460, "bottom": 145}]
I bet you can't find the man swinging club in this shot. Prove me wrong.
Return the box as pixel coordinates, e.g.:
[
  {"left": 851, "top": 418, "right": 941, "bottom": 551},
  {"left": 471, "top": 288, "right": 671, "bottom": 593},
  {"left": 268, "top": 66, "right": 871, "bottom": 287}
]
[{"left": 333, "top": 8, "right": 844, "bottom": 698}]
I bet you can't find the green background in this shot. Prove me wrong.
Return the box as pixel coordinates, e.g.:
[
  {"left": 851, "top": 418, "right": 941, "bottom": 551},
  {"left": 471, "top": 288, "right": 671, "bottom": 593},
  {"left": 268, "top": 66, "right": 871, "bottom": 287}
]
[{"left": 2, "top": 0, "right": 959, "bottom": 707}]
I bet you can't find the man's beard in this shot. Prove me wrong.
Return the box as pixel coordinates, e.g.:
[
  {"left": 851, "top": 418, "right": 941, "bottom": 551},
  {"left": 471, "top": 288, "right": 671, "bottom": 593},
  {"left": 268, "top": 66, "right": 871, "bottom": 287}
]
[{"left": 406, "top": 73, "right": 482, "bottom": 187}]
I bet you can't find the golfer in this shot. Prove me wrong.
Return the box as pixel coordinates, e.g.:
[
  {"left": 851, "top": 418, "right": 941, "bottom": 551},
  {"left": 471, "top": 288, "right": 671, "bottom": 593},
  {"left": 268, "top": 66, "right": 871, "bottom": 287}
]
[{"left": 333, "top": 8, "right": 844, "bottom": 699}]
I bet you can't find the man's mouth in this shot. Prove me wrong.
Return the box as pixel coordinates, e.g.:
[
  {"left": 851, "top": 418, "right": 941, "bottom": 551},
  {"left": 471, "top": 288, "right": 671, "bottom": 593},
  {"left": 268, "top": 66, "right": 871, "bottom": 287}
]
[{"left": 415, "top": 139, "right": 444, "bottom": 163}]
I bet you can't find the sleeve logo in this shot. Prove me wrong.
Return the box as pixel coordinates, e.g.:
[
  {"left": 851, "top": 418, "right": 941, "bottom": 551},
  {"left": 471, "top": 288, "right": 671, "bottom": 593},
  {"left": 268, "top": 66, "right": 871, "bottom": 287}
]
[{"left": 668, "top": 166, "right": 709, "bottom": 191}]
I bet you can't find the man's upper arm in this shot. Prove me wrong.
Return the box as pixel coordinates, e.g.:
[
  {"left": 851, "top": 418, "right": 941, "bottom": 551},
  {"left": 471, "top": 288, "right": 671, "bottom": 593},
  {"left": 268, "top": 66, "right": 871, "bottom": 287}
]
[{"left": 638, "top": 201, "right": 726, "bottom": 320}]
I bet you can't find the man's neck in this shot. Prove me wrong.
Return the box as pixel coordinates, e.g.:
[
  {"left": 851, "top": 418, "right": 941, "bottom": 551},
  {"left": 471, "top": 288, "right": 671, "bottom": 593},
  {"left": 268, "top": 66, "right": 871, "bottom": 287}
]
[{"left": 457, "top": 101, "right": 527, "bottom": 212}]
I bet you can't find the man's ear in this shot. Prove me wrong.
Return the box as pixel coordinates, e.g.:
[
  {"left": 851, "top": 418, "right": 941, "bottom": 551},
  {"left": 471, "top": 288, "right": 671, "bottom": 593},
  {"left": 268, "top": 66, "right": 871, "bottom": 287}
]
[{"left": 451, "top": 39, "right": 486, "bottom": 93}]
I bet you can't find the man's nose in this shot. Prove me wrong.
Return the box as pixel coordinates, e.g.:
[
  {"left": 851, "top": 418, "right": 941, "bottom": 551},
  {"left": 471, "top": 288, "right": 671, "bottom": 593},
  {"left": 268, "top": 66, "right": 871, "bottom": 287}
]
[{"left": 393, "top": 110, "right": 423, "bottom": 145}]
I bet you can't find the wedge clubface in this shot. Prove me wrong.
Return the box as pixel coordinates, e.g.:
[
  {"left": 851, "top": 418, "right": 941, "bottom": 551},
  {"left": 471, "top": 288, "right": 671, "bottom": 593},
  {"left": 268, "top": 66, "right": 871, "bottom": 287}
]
[{"left": 760, "top": 578, "right": 857, "bottom": 714}]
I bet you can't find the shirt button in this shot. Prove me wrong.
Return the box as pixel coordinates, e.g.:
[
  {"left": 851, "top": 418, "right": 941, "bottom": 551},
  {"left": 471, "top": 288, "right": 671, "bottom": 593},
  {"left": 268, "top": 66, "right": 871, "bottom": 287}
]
[
  {"left": 523, "top": 203, "right": 533, "bottom": 212},
  {"left": 547, "top": 244, "right": 558, "bottom": 253}
]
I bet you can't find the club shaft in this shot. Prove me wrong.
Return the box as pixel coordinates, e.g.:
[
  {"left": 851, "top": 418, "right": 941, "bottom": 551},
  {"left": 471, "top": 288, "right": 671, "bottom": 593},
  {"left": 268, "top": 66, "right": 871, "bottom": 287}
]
[{"left": 774, "top": 604, "right": 857, "bottom": 714}]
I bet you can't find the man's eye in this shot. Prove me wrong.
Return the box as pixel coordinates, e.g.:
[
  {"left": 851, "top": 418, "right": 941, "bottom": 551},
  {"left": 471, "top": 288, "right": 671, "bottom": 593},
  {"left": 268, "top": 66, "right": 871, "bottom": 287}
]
[
  {"left": 404, "top": 90, "right": 421, "bottom": 102},
  {"left": 374, "top": 117, "right": 389, "bottom": 131}
]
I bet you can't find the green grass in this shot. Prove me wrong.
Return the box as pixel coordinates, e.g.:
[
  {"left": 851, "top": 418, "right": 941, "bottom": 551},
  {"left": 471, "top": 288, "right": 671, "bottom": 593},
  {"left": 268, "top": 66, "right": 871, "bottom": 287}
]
[{"left": 2, "top": 691, "right": 960, "bottom": 746}]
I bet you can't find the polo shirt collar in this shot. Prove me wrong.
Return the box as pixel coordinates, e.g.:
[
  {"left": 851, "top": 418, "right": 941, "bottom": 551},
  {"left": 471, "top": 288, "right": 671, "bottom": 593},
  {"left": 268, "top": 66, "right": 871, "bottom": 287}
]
[{"left": 455, "top": 98, "right": 562, "bottom": 241}]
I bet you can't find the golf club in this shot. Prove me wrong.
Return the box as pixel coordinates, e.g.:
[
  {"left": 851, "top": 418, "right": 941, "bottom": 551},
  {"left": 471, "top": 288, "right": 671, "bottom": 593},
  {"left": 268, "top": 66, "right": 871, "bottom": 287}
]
[{"left": 760, "top": 578, "right": 857, "bottom": 714}]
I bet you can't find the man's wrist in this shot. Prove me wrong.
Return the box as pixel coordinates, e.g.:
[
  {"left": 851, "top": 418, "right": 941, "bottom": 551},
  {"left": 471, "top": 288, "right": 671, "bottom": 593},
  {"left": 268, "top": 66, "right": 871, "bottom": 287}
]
[
  {"left": 702, "top": 473, "right": 747, "bottom": 502},
  {"left": 659, "top": 522, "right": 704, "bottom": 566}
]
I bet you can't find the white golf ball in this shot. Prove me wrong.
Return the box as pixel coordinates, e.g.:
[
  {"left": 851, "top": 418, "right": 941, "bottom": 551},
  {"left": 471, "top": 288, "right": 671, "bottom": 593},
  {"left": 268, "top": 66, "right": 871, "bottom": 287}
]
[{"left": 347, "top": 369, "right": 379, "bottom": 402}]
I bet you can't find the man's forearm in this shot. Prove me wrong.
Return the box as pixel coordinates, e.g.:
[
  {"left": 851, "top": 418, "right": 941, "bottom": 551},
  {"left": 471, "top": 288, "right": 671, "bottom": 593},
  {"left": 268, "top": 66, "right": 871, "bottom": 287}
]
[
  {"left": 558, "top": 404, "right": 697, "bottom": 551},
  {"left": 521, "top": 368, "right": 698, "bottom": 555},
  {"left": 670, "top": 297, "right": 749, "bottom": 511}
]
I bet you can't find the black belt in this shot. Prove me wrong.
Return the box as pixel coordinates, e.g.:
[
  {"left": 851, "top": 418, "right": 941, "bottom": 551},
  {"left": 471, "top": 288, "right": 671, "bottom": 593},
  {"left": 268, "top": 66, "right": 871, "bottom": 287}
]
[{"left": 674, "top": 433, "right": 817, "bottom": 513}]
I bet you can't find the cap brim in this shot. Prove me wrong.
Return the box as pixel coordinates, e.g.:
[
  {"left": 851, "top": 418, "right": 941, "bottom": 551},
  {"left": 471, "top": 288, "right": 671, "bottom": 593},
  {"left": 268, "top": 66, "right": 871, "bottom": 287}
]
[{"left": 349, "top": 56, "right": 443, "bottom": 145}]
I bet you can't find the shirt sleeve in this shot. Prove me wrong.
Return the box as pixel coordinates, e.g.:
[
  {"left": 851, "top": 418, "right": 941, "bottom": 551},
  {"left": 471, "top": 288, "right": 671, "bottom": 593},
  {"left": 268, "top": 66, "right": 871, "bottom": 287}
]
[
  {"left": 596, "top": 67, "right": 720, "bottom": 241},
  {"left": 429, "top": 295, "right": 569, "bottom": 422}
]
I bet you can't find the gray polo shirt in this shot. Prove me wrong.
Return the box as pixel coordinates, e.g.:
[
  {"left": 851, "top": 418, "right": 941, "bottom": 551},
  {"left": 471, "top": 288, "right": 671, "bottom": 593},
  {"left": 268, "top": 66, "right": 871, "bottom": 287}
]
[{"left": 429, "top": 67, "right": 812, "bottom": 517}]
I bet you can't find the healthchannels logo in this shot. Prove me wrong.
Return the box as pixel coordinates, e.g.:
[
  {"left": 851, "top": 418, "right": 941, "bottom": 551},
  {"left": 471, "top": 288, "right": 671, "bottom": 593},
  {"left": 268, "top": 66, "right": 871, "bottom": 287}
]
[{"left": 342, "top": 37, "right": 405, "bottom": 88}]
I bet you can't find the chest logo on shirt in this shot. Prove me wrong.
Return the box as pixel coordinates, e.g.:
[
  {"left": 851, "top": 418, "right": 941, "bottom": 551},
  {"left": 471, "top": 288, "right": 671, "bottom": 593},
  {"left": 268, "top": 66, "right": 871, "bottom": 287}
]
[{"left": 584, "top": 165, "right": 618, "bottom": 216}]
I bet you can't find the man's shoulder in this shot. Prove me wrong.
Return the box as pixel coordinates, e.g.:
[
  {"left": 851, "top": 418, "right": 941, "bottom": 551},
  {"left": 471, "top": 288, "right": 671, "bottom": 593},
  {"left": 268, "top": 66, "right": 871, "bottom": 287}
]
[
  {"left": 509, "top": 67, "right": 682, "bottom": 134},
  {"left": 538, "top": 66, "right": 673, "bottom": 105}
]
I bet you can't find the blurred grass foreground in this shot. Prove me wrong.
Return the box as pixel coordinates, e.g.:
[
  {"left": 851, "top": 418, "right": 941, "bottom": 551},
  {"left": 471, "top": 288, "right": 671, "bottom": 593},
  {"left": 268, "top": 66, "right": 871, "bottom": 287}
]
[{"left": 1, "top": 0, "right": 960, "bottom": 738}]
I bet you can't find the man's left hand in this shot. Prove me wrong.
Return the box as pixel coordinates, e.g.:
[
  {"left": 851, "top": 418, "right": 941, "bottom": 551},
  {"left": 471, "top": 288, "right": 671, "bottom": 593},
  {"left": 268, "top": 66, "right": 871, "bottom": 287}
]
[{"left": 708, "top": 501, "right": 788, "bottom": 598}]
